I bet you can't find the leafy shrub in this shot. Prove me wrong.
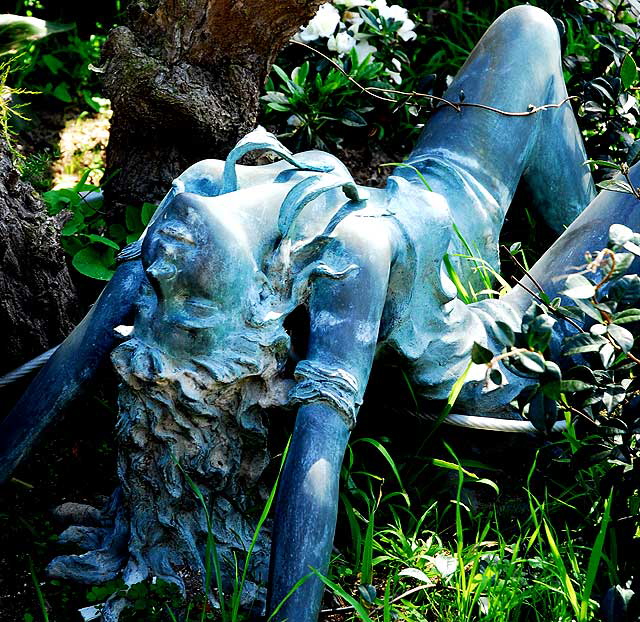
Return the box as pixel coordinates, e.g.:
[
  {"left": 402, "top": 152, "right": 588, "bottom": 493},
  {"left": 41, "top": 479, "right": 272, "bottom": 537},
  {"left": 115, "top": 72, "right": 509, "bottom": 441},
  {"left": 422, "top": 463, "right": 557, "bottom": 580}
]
[
  {"left": 262, "top": 0, "right": 420, "bottom": 149},
  {"left": 560, "top": 0, "right": 640, "bottom": 165},
  {"left": 43, "top": 172, "right": 156, "bottom": 280}
]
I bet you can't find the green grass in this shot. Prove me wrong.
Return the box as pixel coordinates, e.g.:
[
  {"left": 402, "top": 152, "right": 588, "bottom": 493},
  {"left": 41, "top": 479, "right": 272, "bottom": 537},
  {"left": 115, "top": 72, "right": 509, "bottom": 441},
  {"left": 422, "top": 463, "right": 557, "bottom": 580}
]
[{"left": 319, "top": 429, "right": 621, "bottom": 622}]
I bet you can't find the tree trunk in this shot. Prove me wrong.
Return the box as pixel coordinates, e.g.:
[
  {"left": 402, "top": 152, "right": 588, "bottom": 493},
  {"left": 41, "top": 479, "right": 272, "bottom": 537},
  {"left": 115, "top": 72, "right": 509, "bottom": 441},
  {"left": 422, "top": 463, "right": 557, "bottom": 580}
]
[
  {"left": 101, "top": 0, "right": 323, "bottom": 212},
  {"left": 0, "top": 140, "right": 78, "bottom": 379}
]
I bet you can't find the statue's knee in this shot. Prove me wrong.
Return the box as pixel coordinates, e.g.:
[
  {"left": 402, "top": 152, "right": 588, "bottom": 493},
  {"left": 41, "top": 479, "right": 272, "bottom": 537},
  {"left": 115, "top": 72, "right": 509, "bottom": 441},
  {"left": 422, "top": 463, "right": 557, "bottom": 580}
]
[{"left": 491, "top": 5, "right": 560, "bottom": 57}]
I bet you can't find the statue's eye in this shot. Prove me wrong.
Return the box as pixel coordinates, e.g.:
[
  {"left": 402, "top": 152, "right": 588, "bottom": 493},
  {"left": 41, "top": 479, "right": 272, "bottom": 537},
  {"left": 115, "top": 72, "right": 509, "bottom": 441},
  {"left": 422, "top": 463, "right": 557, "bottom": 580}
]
[
  {"left": 185, "top": 298, "right": 217, "bottom": 317},
  {"left": 157, "top": 223, "right": 196, "bottom": 245}
]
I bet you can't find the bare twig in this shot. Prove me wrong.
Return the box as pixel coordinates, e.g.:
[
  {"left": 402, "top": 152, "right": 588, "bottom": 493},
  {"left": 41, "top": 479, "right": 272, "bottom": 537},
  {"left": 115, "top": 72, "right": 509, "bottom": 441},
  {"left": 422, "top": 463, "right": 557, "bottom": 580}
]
[
  {"left": 290, "top": 39, "right": 578, "bottom": 117},
  {"left": 605, "top": 333, "right": 640, "bottom": 366},
  {"left": 621, "top": 163, "right": 640, "bottom": 200},
  {"left": 566, "top": 404, "right": 598, "bottom": 426},
  {"left": 588, "top": 247, "right": 617, "bottom": 293},
  {"left": 502, "top": 245, "right": 545, "bottom": 294},
  {"left": 509, "top": 276, "right": 586, "bottom": 334}
]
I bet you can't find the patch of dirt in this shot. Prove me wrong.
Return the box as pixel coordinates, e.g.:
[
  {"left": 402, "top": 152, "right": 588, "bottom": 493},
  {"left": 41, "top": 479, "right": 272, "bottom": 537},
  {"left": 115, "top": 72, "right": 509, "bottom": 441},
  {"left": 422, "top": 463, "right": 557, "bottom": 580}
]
[
  {"left": 17, "top": 101, "right": 111, "bottom": 190},
  {"left": 53, "top": 105, "right": 111, "bottom": 187},
  {"left": 335, "top": 140, "right": 405, "bottom": 188}
]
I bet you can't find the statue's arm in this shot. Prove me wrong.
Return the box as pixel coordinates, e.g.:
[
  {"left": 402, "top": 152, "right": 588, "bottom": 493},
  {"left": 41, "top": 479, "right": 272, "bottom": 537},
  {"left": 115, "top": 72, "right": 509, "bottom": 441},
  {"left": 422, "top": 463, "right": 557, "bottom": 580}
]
[
  {"left": 268, "top": 218, "right": 393, "bottom": 620},
  {"left": 0, "top": 259, "right": 145, "bottom": 484}
]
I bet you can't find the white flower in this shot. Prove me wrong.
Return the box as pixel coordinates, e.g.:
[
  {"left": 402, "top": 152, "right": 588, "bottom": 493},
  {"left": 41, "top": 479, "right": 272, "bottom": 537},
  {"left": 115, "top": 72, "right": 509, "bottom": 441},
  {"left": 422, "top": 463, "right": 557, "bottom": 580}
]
[
  {"left": 354, "top": 39, "right": 377, "bottom": 63},
  {"left": 335, "top": 0, "right": 369, "bottom": 7},
  {"left": 398, "top": 17, "right": 417, "bottom": 41},
  {"left": 298, "top": 3, "right": 341, "bottom": 41},
  {"left": 343, "top": 10, "right": 364, "bottom": 27},
  {"left": 386, "top": 70, "right": 402, "bottom": 84},
  {"left": 386, "top": 57, "right": 403, "bottom": 84},
  {"left": 328, "top": 31, "right": 357, "bottom": 55},
  {"left": 371, "top": 1, "right": 416, "bottom": 41},
  {"left": 378, "top": 3, "right": 408, "bottom": 22},
  {"left": 287, "top": 114, "right": 303, "bottom": 127}
]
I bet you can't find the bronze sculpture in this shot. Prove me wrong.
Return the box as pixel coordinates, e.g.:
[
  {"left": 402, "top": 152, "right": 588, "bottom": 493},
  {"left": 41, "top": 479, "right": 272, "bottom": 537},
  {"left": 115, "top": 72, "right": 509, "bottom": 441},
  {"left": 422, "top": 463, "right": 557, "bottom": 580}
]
[{"left": 2, "top": 5, "right": 640, "bottom": 621}]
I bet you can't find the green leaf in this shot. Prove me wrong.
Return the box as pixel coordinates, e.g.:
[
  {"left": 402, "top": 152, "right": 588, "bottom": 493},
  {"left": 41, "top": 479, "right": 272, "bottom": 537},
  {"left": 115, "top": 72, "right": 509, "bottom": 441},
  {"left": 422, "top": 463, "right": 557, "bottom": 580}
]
[
  {"left": 628, "top": 140, "right": 640, "bottom": 165},
  {"left": 597, "top": 178, "right": 635, "bottom": 195},
  {"left": 599, "top": 342, "right": 616, "bottom": 368},
  {"left": 398, "top": 567, "right": 434, "bottom": 585},
  {"left": 561, "top": 273, "right": 596, "bottom": 299},
  {"left": 292, "top": 61, "right": 309, "bottom": 86},
  {"left": 612, "top": 308, "right": 640, "bottom": 324},
  {"left": 430, "top": 554, "right": 459, "bottom": 577},
  {"left": 521, "top": 302, "right": 546, "bottom": 333},
  {"left": 359, "top": 7, "right": 381, "bottom": 30},
  {"left": 585, "top": 159, "right": 622, "bottom": 171},
  {"left": 471, "top": 342, "right": 494, "bottom": 364},
  {"left": 312, "top": 570, "right": 374, "bottom": 621},
  {"left": 623, "top": 240, "right": 640, "bottom": 257},
  {"left": 141, "top": 202, "right": 157, "bottom": 226},
  {"left": 489, "top": 368, "right": 504, "bottom": 385},
  {"left": 607, "top": 323, "right": 634, "bottom": 353},
  {"left": 125, "top": 205, "right": 142, "bottom": 233},
  {"left": 513, "top": 350, "right": 546, "bottom": 375},
  {"left": 83, "top": 234, "right": 120, "bottom": 250},
  {"left": 357, "top": 584, "right": 376, "bottom": 604},
  {"left": 60, "top": 212, "right": 85, "bottom": 236},
  {"left": 271, "top": 64, "right": 290, "bottom": 84},
  {"left": 621, "top": 53, "right": 638, "bottom": 90},
  {"left": 52, "top": 82, "right": 72, "bottom": 103},
  {"left": 563, "top": 332, "right": 608, "bottom": 355},
  {"left": 261, "top": 91, "right": 289, "bottom": 105},
  {"left": 340, "top": 109, "right": 368, "bottom": 127},
  {"left": 560, "top": 379, "right": 595, "bottom": 392},
  {"left": 71, "top": 247, "right": 115, "bottom": 280},
  {"left": 611, "top": 252, "right": 634, "bottom": 277},
  {"left": 526, "top": 314, "right": 555, "bottom": 352},
  {"left": 42, "top": 53, "right": 63, "bottom": 74},
  {"left": 81, "top": 90, "right": 104, "bottom": 113},
  {"left": 609, "top": 223, "right": 634, "bottom": 246},
  {"left": 491, "top": 321, "right": 515, "bottom": 347},
  {"left": 268, "top": 102, "right": 292, "bottom": 112},
  {"left": 109, "top": 223, "right": 127, "bottom": 243},
  {"left": 572, "top": 297, "right": 604, "bottom": 322}
]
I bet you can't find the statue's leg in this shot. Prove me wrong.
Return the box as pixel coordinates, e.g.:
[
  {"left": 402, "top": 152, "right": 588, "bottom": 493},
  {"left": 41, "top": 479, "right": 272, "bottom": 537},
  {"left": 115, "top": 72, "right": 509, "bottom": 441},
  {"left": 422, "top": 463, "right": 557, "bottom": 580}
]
[
  {"left": 267, "top": 218, "right": 393, "bottom": 620},
  {"left": 402, "top": 5, "right": 595, "bottom": 234},
  {"left": 507, "top": 162, "right": 640, "bottom": 310},
  {"left": 0, "top": 260, "right": 145, "bottom": 484}
]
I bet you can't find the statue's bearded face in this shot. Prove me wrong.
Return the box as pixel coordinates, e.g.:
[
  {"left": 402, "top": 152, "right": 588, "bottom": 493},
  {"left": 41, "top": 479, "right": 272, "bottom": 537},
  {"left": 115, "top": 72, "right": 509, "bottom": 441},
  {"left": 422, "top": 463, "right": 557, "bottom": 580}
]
[{"left": 132, "top": 191, "right": 291, "bottom": 396}]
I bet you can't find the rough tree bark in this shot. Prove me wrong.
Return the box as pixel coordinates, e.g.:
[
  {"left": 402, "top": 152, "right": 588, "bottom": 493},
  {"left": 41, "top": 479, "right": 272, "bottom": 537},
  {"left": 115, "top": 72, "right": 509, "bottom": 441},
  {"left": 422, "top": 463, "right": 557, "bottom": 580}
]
[
  {"left": 101, "top": 0, "right": 324, "bottom": 212},
  {"left": 0, "top": 140, "right": 78, "bottom": 379}
]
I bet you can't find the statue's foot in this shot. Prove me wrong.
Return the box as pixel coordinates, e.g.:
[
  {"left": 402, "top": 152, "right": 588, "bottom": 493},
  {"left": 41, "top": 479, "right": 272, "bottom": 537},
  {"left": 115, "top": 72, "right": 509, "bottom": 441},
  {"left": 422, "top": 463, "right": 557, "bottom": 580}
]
[{"left": 47, "top": 489, "right": 128, "bottom": 584}]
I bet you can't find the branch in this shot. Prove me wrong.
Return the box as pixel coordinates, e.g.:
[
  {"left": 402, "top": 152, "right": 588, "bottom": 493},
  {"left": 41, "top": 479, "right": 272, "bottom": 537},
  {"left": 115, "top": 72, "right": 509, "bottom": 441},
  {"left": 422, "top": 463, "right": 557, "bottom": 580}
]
[
  {"left": 291, "top": 40, "right": 578, "bottom": 117},
  {"left": 509, "top": 276, "right": 586, "bottom": 334}
]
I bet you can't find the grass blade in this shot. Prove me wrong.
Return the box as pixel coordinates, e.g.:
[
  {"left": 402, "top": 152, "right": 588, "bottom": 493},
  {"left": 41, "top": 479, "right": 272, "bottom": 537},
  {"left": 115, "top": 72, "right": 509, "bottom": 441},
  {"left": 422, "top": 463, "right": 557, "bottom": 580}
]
[{"left": 27, "top": 556, "right": 49, "bottom": 622}]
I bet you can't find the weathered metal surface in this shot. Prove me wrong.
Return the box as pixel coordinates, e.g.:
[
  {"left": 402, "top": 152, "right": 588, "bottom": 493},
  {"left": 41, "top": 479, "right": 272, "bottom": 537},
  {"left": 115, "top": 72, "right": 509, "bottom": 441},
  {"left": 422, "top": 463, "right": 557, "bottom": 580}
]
[{"left": 3, "top": 6, "right": 638, "bottom": 622}]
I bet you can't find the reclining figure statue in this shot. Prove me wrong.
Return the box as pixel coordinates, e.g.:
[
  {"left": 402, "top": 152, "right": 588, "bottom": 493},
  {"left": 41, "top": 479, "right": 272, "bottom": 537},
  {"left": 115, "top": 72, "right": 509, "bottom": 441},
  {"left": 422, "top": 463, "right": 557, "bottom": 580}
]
[{"left": 2, "top": 5, "right": 640, "bottom": 621}]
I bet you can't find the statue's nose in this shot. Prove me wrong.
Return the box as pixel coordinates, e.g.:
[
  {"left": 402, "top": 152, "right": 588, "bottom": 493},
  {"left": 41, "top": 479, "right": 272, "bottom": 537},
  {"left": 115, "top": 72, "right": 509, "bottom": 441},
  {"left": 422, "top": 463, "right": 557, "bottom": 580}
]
[{"left": 146, "top": 258, "right": 177, "bottom": 281}]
